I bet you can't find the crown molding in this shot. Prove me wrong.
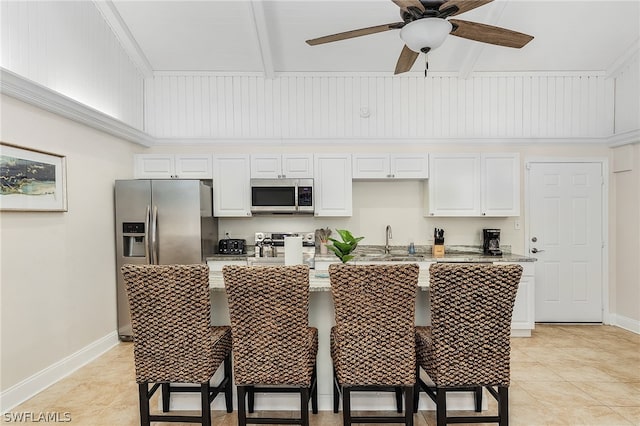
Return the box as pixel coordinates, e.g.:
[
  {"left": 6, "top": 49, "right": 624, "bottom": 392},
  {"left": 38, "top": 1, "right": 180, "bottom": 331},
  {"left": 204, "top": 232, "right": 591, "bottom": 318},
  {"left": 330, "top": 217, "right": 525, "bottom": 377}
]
[
  {"left": 0, "top": 68, "right": 154, "bottom": 147},
  {"left": 607, "top": 129, "right": 640, "bottom": 147}
]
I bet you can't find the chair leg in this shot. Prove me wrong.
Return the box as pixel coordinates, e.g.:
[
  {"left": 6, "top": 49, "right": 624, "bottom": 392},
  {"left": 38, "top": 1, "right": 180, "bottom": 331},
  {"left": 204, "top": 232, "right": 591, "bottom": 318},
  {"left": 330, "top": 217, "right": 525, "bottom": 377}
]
[
  {"left": 224, "top": 355, "right": 233, "bottom": 413},
  {"left": 474, "top": 386, "right": 483, "bottom": 412},
  {"left": 498, "top": 386, "right": 509, "bottom": 426},
  {"left": 200, "top": 382, "right": 211, "bottom": 426},
  {"left": 138, "top": 383, "right": 150, "bottom": 426},
  {"left": 413, "top": 365, "right": 420, "bottom": 413},
  {"left": 311, "top": 364, "right": 318, "bottom": 414},
  {"left": 300, "top": 387, "right": 310, "bottom": 426},
  {"left": 436, "top": 387, "right": 447, "bottom": 426},
  {"left": 247, "top": 385, "right": 255, "bottom": 413},
  {"left": 162, "top": 383, "right": 170, "bottom": 412},
  {"left": 237, "top": 386, "right": 247, "bottom": 426},
  {"left": 395, "top": 386, "right": 403, "bottom": 413},
  {"left": 332, "top": 367, "right": 340, "bottom": 413},
  {"left": 404, "top": 386, "right": 414, "bottom": 426},
  {"left": 342, "top": 386, "right": 351, "bottom": 426}
]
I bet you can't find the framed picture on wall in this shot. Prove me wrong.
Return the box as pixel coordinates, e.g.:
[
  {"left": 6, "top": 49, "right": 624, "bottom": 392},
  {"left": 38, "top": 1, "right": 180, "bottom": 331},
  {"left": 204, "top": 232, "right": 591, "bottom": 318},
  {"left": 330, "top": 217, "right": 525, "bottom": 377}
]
[{"left": 0, "top": 142, "right": 68, "bottom": 212}]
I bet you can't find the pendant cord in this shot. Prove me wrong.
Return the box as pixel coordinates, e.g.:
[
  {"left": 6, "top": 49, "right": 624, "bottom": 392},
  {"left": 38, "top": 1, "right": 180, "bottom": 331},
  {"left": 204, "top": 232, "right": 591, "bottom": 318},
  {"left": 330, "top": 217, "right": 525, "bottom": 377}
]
[{"left": 424, "top": 53, "right": 429, "bottom": 78}]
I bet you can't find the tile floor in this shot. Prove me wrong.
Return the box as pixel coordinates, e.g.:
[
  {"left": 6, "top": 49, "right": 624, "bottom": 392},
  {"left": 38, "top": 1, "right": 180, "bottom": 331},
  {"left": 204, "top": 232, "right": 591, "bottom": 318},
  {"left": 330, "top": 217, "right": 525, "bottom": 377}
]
[{"left": 6, "top": 325, "right": 640, "bottom": 425}]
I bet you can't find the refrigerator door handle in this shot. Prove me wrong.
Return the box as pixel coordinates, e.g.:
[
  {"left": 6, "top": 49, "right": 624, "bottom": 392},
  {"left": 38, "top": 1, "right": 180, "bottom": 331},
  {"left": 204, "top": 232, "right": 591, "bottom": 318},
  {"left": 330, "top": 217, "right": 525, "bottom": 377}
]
[
  {"left": 145, "top": 205, "right": 152, "bottom": 264},
  {"left": 151, "top": 205, "right": 159, "bottom": 264}
]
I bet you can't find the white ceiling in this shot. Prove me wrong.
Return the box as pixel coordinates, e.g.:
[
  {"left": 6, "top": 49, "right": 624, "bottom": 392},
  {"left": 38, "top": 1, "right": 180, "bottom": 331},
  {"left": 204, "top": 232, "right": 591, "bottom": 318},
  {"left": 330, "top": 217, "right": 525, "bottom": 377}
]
[{"left": 111, "top": 0, "right": 640, "bottom": 75}]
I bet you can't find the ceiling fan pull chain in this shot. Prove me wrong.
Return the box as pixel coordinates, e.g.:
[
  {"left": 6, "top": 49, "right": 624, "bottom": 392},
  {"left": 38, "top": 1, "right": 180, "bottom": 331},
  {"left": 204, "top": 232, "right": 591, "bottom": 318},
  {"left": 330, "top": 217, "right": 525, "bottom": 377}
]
[{"left": 424, "top": 54, "right": 429, "bottom": 78}]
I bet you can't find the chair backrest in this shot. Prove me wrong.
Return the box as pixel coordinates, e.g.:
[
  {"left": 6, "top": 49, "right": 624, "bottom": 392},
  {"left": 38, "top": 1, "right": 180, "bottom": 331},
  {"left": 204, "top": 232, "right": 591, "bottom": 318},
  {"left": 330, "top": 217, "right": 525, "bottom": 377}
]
[
  {"left": 329, "top": 263, "right": 419, "bottom": 386},
  {"left": 121, "top": 263, "right": 216, "bottom": 384},
  {"left": 223, "top": 265, "right": 312, "bottom": 386},
  {"left": 428, "top": 263, "right": 523, "bottom": 387}
]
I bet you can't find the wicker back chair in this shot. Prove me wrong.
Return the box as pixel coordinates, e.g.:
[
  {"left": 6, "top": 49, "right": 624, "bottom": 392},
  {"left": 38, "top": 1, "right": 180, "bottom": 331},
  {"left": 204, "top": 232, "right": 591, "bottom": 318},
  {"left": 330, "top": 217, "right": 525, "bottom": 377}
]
[
  {"left": 415, "top": 263, "right": 523, "bottom": 426},
  {"left": 121, "top": 264, "right": 232, "bottom": 426},
  {"left": 223, "top": 265, "right": 318, "bottom": 426},
  {"left": 329, "top": 263, "right": 419, "bottom": 426}
]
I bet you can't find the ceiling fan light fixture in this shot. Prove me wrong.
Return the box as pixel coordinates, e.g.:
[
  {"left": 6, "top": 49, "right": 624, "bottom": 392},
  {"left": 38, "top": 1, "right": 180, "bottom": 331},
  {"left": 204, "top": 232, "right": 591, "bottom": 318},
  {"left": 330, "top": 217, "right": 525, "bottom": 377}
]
[{"left": 400, "top": 18, "right": 452, "bottom": 53}]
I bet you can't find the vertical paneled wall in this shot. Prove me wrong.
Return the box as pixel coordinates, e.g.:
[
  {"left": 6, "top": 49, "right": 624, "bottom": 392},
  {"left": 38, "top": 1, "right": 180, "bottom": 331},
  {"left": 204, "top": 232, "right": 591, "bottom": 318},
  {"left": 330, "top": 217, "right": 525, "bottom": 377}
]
[
  {"left": 1, "top": 1, "right": 144, "bottom": 129},
  {"left": 146, "top": 72, "right": 609, "bottom": 140},
  {"left": 613, "top": 53, "right": 640, "bottom": 134}
]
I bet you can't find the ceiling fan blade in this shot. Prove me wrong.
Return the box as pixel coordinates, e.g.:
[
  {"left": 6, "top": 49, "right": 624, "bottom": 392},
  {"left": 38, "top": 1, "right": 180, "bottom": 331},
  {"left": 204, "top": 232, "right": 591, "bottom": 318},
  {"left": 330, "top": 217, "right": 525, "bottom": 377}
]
[
  {"left": 391, "top": 0, "right": 425, "bottom": 13},
  {"left": 440, "top": 0, "right": 493, "bottom": 16},
  {"left": 394, "top": 45, "right": 419, "bottom": 75},
  {"left": 449, "top": 19, "right": 534, "bottom": 48},
  {"left": 306, "top": 23, "right": 402, "bottom": 46}
]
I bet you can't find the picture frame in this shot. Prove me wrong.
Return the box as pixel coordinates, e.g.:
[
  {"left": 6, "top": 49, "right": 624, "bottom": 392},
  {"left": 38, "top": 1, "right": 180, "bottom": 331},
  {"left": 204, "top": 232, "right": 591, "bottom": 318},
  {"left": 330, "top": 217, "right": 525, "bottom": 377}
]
[{"left": 0, "top": 142, "right": 68, "bottom": 212}]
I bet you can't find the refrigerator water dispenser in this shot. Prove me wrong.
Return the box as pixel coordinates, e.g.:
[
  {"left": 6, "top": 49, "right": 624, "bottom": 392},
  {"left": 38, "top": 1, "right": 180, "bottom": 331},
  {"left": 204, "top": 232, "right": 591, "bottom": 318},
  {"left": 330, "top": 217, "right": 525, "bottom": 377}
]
[{"left": 123, "top": 222, "right": 146, "bottom": 257}]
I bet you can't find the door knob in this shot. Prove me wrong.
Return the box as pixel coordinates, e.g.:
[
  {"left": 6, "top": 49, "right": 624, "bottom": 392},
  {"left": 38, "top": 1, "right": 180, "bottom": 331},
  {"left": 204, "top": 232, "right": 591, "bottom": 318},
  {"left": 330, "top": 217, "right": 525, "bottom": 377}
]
[
  {"left": 531, "top": 236, "right": 537, "bottom": 242},
  {"left": 531, "top": 247, "right": 545, "bottom": 253}
]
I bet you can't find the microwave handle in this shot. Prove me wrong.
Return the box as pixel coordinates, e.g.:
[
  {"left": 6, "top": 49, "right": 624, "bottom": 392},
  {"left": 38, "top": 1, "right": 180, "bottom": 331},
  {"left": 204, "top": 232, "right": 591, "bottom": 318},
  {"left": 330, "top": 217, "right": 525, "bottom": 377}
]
[{"left": 294, "top": 183, "right": 299, "bottom": 211}]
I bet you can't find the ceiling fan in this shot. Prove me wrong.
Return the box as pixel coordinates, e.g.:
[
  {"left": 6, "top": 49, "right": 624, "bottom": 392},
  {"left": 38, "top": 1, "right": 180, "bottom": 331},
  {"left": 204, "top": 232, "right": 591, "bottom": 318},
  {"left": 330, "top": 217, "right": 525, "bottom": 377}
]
[{"left": 305, "top": 0, "right": 534, "bottom": 74}]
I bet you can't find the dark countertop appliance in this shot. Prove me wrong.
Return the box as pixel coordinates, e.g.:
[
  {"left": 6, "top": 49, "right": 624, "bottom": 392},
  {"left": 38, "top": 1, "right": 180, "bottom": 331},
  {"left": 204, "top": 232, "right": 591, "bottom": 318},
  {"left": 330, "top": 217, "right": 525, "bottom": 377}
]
[
  {"left": 218, "top": 238, "right": 246, "bottom": 255},
  {"left": 483, "top": 228, "right": 502, "bottom": 256}
]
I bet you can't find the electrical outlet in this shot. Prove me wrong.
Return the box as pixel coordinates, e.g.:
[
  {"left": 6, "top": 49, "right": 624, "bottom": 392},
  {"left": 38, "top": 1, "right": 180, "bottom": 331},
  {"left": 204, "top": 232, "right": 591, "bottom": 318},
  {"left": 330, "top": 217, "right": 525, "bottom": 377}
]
[{"left": 514, "top": 220, "right": 521, "bottom": 230}]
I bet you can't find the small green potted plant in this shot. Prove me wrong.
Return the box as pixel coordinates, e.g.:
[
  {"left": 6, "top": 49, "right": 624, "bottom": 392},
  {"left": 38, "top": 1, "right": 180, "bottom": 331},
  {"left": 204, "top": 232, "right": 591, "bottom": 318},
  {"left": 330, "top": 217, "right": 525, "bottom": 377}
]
[{"left": 326, "top": 229, "right": 364, "bottom": 263}]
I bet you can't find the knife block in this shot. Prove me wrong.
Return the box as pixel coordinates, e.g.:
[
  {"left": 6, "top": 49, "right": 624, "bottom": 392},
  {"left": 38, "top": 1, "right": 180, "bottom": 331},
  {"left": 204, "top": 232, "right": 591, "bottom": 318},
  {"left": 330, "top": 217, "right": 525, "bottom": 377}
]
[{"left": 432, "top": 244, "right": 445, "bottom": 258}]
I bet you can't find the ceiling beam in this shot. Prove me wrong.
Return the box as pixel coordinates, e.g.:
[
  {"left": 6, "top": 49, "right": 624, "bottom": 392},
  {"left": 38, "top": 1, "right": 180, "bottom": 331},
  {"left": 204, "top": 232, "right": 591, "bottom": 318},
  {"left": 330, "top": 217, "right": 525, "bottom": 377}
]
[
  {"left": 93, "top": 0, "right": 154, "bottom": 78},
  {"left": 458, "top": 0, "right": 508, "bottom": 80},
  {"left": 249, "top": 0, "right": 276, "bottom": 79}
]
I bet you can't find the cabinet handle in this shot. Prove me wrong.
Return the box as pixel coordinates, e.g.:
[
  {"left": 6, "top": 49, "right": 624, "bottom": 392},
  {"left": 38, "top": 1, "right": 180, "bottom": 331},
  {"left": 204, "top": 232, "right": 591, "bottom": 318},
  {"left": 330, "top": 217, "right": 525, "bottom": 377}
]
[
  {"left": 430, "top": 213, "right": 434, "bottom": 216},
  {"left": 482, "top": 212, "right": 486, "bottom": 216},
  {"left": 281, "top": 174, "right": 286, "bottom": 178}
]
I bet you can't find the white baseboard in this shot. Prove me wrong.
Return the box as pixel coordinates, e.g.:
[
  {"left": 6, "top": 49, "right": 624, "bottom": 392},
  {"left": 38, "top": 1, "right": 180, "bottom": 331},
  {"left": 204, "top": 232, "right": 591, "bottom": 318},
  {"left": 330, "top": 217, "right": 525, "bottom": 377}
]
[
  {"left": 0, "top": 331, "right": 119, "bottom": 413},
  {"left": 611, "top": 314, "right": 640, "bottom": 334}
]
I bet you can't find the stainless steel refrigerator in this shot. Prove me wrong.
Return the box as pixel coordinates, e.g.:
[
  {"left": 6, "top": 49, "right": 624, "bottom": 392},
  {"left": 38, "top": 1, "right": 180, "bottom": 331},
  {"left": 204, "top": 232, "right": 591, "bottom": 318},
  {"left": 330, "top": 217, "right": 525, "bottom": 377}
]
[{"left": 114, "top": 179, "right": 218, "bottom": 340}]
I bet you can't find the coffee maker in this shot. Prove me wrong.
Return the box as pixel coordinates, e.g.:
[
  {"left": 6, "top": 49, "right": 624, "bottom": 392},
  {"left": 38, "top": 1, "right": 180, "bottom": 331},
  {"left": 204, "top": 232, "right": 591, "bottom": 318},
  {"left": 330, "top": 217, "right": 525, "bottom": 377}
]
[{"left": 483, "top": 229, "right": 502, "bottom": 256}]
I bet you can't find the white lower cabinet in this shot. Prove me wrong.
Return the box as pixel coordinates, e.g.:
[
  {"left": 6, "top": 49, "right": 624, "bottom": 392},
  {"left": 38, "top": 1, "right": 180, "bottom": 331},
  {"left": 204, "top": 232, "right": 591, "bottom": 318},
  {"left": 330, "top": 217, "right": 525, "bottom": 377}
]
[
  {"left": 212, "top": 154, "right": 251, "bottom": 217},
  {"left": 495, "top": 261, "right": 535, "bottom": 337},
  {"left": 314, "top": 154, "right": 352, "bottom": 216}
]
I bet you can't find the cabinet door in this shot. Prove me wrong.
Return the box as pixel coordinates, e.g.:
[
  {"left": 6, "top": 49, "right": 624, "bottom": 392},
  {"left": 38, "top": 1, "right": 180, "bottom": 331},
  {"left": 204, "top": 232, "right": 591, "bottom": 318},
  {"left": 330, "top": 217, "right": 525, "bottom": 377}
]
[
  {"left": 174, "top": 154, "right": 213, "bottom": 179},
  {"left": 314, "top": 154, "right": 352, "bottom": 216},
  {"left": 481, "top": 153, "right": 520, "bottom": 216},
  {"left": 250, "top": 154, "right": 282, "bottom": 179},
  {"left": 391, "top": 154, "right": 429, "bottom": 179},
  {"left": 134, "top": 154, "right": 175, "bottom": 179},
  {"left": 212, "top": 154, "right": 252, "bottom": 217},
  {"left": 352, "top": 154, "right": 390, "bottom": 179},
  {"left": 427, "top": 154, "right": 481, "bottom": 216},
  {"left": 282, "top": 154, "right": 314, "bottom": 178}
]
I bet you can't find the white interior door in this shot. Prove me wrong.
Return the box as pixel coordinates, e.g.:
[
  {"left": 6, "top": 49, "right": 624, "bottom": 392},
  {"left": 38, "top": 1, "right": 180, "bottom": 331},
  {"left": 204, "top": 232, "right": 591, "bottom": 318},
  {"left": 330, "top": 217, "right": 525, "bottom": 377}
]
[{"left": 528, "top": 162, "right": 603, "bottom": 322}]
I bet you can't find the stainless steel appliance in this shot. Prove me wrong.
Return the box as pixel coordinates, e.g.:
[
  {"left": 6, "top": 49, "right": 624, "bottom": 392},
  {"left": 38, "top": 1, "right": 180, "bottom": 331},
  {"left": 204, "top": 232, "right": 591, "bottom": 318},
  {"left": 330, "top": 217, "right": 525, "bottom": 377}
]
[
  {"left": 250, "top": 178, "right": 313, "bottom": 214},
  {"left": 115, "top": 179, "right": 218, "bottom": 340},
  {"left": 483, "top": 228, "right": 502, "bottom": 256},
  {"left": 253, "top": 232, "right": 316, "bottom": 267}
]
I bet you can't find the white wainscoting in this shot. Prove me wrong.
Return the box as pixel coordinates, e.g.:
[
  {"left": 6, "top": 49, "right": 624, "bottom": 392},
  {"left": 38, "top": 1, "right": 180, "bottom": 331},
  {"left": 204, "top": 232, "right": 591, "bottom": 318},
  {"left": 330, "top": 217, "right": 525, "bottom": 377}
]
[
  {"left": 0, "top": 0, "right": 144, "bottom": 129},
  {"left": 145, "top": 72, "right": 611, "bottom": 140}
]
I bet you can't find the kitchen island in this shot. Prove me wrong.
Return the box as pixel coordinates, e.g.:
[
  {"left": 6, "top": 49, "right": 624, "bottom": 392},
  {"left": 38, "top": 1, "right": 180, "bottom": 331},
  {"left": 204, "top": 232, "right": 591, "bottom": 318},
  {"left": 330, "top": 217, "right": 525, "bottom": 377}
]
[{"left": 183, "top": 247, "right": 536, "bottom": 413}]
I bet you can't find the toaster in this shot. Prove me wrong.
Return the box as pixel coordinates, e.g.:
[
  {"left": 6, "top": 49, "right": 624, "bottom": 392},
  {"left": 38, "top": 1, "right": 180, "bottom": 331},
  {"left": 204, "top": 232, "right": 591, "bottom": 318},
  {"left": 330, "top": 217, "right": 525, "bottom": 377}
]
[{"left": 218, "top": 238, "right": 246, "bottom": 255}]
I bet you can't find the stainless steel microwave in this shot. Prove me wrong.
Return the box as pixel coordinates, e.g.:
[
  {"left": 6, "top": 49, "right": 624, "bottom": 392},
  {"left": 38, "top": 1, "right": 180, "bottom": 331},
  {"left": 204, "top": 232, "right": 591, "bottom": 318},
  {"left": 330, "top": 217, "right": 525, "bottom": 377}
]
[{"left": 250, "top": 178, "right": 313, "bottom": 214}]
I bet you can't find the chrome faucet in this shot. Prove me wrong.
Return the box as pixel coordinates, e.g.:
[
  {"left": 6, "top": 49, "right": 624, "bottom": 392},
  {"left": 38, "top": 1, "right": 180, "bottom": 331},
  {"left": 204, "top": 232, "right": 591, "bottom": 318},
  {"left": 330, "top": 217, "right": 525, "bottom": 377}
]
[{"left": 385, "top": 225, "right": 392, "bottom": 254}]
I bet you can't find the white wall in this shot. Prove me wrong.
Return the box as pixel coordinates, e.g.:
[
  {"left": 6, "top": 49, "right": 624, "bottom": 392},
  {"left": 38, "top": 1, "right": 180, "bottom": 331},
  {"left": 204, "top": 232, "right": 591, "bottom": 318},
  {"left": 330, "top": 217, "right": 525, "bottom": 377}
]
[
  {"left": 146, "top": 72, "right": 612, "bottom": 140},
  {"left": 613, "top": 52, "right": 640, "bottom": 134},
  {"left": 0, "top": 1, "right": 144, "bottom": 129},
  {"left": 612, "top": 143, "right": 640, "bottom": 328},
  {"left": 0, "top": 95, "right": 139, "bottom": 392}
]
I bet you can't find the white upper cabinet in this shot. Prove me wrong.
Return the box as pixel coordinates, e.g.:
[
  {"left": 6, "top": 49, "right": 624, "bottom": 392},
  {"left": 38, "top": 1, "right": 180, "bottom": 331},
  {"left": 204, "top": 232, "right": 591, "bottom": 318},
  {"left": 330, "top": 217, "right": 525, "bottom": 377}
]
[
  {"left": 481, "top": 153, "right": 520, "bottom": 216},
  {"left": 134, "top": 154, "right": 212, "bottom": 179},
  {"left": 352, "top": 153, "right": 428, "bottom": 179},
  {"left": 427, "top": 153, "right": 519, "bottom": 217},
  {"left": 314, "top": 154, "right": 352, "bottom": 217},
  {"left": 212, "top": 154, "right": 251, "bottom": 217},
  {"left": 250, "top": 154, "right": 313, "bottom": 179}
]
